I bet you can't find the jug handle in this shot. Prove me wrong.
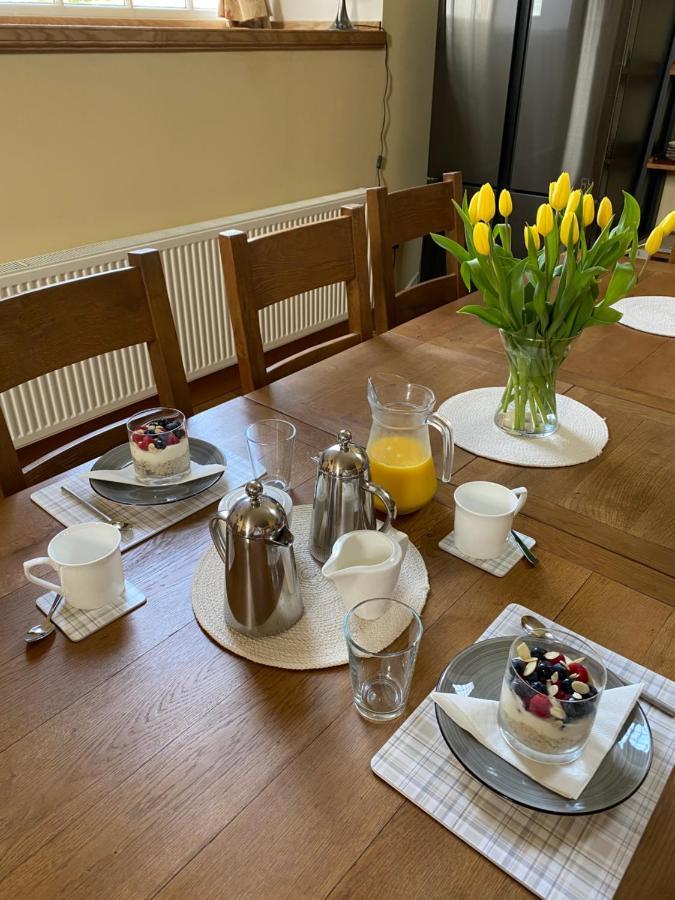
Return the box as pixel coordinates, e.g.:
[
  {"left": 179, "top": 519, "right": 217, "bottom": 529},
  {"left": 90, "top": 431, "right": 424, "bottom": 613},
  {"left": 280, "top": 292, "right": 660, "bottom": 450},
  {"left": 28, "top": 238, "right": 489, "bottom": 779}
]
[
  {"left": 209, "top": 512, "right": 229, "bottom": 564},
  {"left": 427, "top": 412, "right": 454, "bottom": 483},
  {"left": 362, "top": 481, "right": 397, "bottom": 529}
]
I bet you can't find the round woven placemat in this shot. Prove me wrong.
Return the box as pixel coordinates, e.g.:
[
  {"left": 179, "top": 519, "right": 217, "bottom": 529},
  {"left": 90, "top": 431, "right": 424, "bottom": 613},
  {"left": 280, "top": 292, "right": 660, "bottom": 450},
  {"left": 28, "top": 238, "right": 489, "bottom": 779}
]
[
  {"left": 438, "top": 387, "right": 608, "bottom": 468},
  {"left": 192, "top": 505, "right": 429, "bottom": 669},
  {"left": 614, "top": 295, "right": 675, "bottom": 337}
]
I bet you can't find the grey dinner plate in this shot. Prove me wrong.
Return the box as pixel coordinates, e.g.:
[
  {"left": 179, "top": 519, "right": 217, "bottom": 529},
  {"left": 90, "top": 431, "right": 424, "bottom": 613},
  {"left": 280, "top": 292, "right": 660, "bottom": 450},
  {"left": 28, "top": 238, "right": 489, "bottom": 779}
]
[
  {"left": 90, "top": 439, "right": 225, "bottom": 506},
  {"left": 435, "top": 636, "right": 653, "bottom": 815}
]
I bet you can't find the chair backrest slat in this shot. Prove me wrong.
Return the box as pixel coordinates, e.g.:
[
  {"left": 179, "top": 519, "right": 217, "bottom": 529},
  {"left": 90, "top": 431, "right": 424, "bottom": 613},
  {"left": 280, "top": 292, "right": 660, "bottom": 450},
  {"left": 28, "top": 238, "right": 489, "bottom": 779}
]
[
  {"left": 219, "top": 205, "right": 372, "bottom": 393},
  {"left": 0, "top": 248, "right": 192, "bottom": 497},
  {"left": 367, "top": 171, "right": 465, "bottom": 332}
]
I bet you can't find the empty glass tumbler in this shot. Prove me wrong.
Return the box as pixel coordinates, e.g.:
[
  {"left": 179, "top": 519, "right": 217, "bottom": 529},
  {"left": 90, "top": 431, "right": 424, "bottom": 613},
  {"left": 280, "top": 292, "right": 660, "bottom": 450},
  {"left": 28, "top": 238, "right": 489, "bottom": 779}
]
[
  {"left": 343, "top": 598, "right": 423, "bottom": 722},
  {"left": 246, "top": 419, "right": 296, "bottom": 490}
]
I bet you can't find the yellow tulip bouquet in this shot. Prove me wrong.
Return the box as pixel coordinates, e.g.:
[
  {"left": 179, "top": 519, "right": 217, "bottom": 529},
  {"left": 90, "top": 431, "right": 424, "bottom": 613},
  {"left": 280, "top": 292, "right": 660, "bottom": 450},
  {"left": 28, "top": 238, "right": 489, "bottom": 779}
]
[{"left": 431, "top": 173, "right": 673, "bottom": 435}]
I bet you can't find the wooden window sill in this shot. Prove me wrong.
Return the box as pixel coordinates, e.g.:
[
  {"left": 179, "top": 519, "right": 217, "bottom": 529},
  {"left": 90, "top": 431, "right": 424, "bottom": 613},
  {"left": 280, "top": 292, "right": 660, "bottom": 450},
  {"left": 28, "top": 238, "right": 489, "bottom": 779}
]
[{"left": 0, "top": 17, "right": 386, "bottom": 53}]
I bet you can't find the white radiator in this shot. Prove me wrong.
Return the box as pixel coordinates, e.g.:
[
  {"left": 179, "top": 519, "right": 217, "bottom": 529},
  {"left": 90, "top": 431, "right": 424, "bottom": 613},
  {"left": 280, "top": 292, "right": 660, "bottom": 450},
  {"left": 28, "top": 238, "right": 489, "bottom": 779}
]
[{"left": 0, "top": 189, "right": 366, "bottom": 448}]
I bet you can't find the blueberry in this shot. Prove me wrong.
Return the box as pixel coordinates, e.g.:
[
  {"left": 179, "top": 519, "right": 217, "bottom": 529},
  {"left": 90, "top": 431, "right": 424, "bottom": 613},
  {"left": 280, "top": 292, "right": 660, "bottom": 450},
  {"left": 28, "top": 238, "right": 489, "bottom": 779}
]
[
  {"left": 530, "top": 680, "right": 546, "bottom": 695},
  {"left": 511, "top": 658, "right": 526, "bottom": 677},
  {"left": 531, "top": 647, "right": 546, "bottom": 660},
  {"left": 154, "top": 437, "right": 166, "bottom": 450},
  {"left": 166, "top": 420, "right": 180, "bottom": 430},
  {"left": 562, "top": 701, "right": 584, "bottom": 720},
  {"left": 536, "top": 662, "right": 553, "bottom": 681},
  {"left": 552, "top": 663, "right": 567, "bottom": 679},
  {"left": 586, "top": 685, "right": 597, "bottom": 698},
  {"left": 559, "top": 677, "right": 573, "bottom": 694},
  {"left": 174, "top": 428, "right": 185, "bottom": 439},
  {"left": 512, "top": 678, "right": 530, "bottom": 701}
]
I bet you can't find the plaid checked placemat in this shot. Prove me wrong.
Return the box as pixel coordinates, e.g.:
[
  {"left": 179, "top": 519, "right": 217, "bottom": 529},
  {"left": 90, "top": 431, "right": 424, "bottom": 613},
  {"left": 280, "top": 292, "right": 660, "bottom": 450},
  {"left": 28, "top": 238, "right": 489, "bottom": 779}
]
[
  {"left": 36, "top": 580, "right": 146, "bottom": 641},
  {"left": 30, "top": 451, "right": 253, "bottom": 553},
  {"left": 371, "top": 603, "right": 675, "bottom": 900},
  {"left": 439, "top": 530, "right": 536, "bottom": 576}
]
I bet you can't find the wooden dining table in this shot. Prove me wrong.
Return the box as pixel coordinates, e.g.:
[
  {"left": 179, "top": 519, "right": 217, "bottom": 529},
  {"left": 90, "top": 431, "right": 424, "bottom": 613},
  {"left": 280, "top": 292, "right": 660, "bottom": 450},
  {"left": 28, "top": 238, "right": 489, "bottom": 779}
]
[{"left": 1, "top": 263, "right": 673, "bottom": 899}]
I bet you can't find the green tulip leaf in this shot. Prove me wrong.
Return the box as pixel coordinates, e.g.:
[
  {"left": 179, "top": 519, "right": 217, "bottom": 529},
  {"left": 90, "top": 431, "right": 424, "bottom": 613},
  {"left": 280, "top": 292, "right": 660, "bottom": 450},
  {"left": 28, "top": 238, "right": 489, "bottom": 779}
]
[
  {"left": 602, "top": 261, "right": 637, "bottom": 306},
  {"left": 588, "top": 305, "right": 623, "bottom": 326},
  {"left": 456, "top": 305, "right": 509, "bottom": 329},
  {"left": 430, "top": 232, "right": 471, "bottom": 263}
]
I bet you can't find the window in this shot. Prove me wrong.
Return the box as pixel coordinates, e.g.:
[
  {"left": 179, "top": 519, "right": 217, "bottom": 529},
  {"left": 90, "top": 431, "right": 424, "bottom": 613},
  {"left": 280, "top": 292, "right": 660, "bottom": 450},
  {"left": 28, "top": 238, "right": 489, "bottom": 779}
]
[{"left": 0, "top": 0, "right": 219, "bottom": 17}]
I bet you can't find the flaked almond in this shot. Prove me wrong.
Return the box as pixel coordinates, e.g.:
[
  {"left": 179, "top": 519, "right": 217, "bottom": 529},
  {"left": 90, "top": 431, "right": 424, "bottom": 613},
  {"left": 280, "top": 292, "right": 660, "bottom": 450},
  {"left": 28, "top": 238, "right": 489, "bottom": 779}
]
[
  {"left": 523, "top": 660, "right": 537, "bottom": 677},
  {"left": 573, "top": 692, "right": 582, "bottom": 700},
  {"left": 550, "top": 705, "right": 566, "bottom": 720},
  {"left": 547, "top": 684, "right": 558, "bottom": 697},
  {"left": 516, "top": 642, "right": 532, "bottom": 661},
  {"left": 572, "top": 657, "right": 585, "bottom": 664},
  {"left": 551, "top": 671, "right": 559, "bottom": 684},
  {"left": 544, "top": 651, "right": 561, "bottom": 660},
  {"left": 571, "top": 680, "right": 589, "bottom": 695},
  {"left": 564, "top": 655, "right": 573, "bottom": 667}
]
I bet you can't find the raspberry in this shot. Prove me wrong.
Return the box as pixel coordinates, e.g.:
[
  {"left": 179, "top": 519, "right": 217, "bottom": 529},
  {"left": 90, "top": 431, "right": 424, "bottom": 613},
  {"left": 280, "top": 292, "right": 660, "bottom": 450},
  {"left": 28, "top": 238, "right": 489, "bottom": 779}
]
[
  {"left": 528, "top": 694, "right": 551, "bottom": 718},
  {"left": 568, "top": 663, "right": 589, "bottom": 683}
]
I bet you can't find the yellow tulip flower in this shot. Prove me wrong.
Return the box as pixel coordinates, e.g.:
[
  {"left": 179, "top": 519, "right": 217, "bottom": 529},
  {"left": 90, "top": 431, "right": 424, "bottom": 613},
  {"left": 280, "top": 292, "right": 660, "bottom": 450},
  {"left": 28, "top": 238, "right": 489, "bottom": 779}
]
[
  {"left": 550, "top": 172, "right": 571, "bottom": 211},
  {"left": 560, "top": 209, "right": 580, "bottom": 246},
  {"left": 477, "top": 183, "right": 496, "bottom": 222},
  {"left": 658, "top": 210, "right": 675, "bottom": 235},
  {"left": 597, "top": 196, "right": 613, "bottom": 229},
  {"left": 565, "top": 189, "right": 582, "bottom": 216},
  {"left": 498, "top": 189, "right": 513, "bottom": 218},
  {"left": 523, "top": 224, "right": 541, "bottom": 251},
  {"left": 645, "top": 225, "right": 664, "bottom": 257},
  {"left": 549, "top": 182, "right": 556, "bottom": 205},
  {"left": 536, "top": 203, "right": 554, "bottom": 237},
  {"left": 468, "top": 191, "right": 480, "bottom": 225},
  {"left": 473, "top": 221, "right": 491, "bottom": 255},
  {"left": 582, "top": 194, "right": 595, "bottom": 227}
]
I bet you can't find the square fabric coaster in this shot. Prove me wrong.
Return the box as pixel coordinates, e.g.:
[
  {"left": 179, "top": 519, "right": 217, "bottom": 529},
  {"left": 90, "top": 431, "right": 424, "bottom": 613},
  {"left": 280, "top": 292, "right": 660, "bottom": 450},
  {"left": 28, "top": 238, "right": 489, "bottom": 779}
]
[
  {"left": 36, "top": 580, "right": 146, "bottom": 642},
  {"left": 371, "top": 603, "right": 675, "bottom": 900},
  {"left": 439, "top": 529, "right": 536, "bottom": 576}
]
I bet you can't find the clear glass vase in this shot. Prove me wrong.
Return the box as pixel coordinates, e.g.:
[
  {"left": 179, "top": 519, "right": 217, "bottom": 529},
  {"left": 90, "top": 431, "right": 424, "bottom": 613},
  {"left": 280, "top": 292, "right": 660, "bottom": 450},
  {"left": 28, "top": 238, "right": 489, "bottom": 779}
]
[{"left": 494, "top": 331, "right": 575, "bottom": 437}]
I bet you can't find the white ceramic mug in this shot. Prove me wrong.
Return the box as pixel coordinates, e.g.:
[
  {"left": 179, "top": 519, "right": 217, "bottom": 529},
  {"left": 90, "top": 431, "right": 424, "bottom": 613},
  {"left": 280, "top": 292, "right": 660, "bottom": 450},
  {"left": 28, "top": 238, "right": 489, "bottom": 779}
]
[
  {"left": 24, "top": 522, "right": 125, "bottom": 610},
  {"left": 453, "top": 481, "right": 528, "bottom": 560}
]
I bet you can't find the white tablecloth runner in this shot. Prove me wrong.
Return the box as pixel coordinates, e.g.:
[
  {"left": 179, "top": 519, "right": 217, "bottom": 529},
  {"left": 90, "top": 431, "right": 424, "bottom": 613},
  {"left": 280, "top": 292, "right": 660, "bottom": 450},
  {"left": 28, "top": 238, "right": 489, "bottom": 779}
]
[{"left": 371, "top": 603, "right": 674, "bottom": 900}]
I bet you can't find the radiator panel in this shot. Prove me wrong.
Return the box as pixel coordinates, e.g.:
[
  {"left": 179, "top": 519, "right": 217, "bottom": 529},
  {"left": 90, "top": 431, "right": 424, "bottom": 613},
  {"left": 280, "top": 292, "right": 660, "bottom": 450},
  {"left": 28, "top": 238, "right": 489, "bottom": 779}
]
[{"left": 0, "top": 190, "right": 365, "bottom": 447}]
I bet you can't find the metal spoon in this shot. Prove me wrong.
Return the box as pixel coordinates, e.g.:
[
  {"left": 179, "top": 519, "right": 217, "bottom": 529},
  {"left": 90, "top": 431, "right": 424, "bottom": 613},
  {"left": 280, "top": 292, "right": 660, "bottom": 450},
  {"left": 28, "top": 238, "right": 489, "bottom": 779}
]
[
  {"left": 511, "top": 530, "right": 539, "bottom": 566},
  {"left": 61, "top": 486, "right": 130, "bottom": 533},
  {"left": 521, "top": 614, "right": 674, "bottom": 717},
  {"left": 25, "top": 593, "right": 63, "bottom": 644}
]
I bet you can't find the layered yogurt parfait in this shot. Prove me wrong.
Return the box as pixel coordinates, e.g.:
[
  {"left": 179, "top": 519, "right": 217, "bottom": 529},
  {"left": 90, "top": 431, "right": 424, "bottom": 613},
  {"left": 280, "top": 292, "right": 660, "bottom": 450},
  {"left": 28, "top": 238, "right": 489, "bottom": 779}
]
[
  {"left": 127, "top": 407, "right": 191, "bottom": 485},
  {"left": 498, "top": 632, "right": 606, "bottom": 764}
]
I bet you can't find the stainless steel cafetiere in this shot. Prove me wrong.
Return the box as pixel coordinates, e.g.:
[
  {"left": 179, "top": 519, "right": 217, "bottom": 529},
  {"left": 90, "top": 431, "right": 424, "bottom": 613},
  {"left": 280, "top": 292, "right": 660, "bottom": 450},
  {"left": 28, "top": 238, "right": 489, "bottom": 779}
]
[
  {"left": 209, "top": 480, "right": 303, "bottom": 637},
  {"left": 309, "top": 429, "right": 396, "bottom": 564}
]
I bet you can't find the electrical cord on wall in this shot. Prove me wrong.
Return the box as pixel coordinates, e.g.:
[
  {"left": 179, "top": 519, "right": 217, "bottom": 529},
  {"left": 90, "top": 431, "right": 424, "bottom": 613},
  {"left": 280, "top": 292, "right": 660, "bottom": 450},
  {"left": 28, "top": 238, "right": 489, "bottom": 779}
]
[{"left": 376, "top": 34, "right": 391, "bottom": 186}]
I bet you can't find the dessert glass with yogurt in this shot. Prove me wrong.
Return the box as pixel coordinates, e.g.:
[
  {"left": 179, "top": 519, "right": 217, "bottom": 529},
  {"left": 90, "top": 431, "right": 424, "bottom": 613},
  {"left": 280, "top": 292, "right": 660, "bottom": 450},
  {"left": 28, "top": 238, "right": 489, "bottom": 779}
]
[
  {"left": 127, "top": 407, "right": 191, "bottom": 485},
  {"left": 498, "top": 631, "right": 606, "bottom": 765}
]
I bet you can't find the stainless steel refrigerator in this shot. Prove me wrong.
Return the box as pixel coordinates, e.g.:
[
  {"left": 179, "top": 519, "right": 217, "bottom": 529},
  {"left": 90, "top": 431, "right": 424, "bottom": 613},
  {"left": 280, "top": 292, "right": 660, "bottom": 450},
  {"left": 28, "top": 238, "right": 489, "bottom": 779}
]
[{"left": 426, "top": 0, "right": 675, "bottom": 254}]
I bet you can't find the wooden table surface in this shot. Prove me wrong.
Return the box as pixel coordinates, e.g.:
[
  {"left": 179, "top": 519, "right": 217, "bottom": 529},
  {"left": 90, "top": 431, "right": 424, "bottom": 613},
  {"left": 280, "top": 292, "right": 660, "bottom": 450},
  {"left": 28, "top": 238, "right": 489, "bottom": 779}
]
[{"left": 1, "top": 267, "right": 674, "bottom": 899}]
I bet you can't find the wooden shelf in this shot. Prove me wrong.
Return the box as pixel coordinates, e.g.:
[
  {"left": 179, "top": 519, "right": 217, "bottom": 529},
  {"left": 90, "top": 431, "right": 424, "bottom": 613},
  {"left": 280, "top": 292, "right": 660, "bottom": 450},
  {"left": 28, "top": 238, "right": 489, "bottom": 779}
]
[
  {"left": 646, "top": 156, "right": 675, "bottom": 171},
  {"left": 0, "top": 18, "right": 386, "bottom": 53},
  {"left": 670, "top": 61, "right": 675, "bottom": 76}
]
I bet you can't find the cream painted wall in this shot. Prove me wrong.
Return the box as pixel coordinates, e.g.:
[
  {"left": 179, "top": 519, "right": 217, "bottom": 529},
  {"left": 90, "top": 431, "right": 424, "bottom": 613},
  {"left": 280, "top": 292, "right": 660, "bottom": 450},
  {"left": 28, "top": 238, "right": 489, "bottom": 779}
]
[{"left": 0, "top": 0, "right": 437, "bottom": 263}]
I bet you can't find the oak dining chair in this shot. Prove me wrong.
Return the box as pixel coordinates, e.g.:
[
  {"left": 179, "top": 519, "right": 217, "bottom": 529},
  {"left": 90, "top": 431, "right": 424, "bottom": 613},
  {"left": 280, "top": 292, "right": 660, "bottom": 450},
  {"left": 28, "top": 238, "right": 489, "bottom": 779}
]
[
  {"left": 367, "top": 171, "right": 465, "bottom": 333},
  {"left": 219, "top": 204, "right": 373, "bottom": 393},
  {"left": 0, "top": 248, "right": 192, "bottom": 497}
]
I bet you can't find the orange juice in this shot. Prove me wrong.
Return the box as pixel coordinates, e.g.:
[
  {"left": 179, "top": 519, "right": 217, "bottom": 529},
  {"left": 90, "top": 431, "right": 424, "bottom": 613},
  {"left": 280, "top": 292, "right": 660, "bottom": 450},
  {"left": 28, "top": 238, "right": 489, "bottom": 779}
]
[{"left": 367, "top": 434, "right": 437, "bottom": 515}]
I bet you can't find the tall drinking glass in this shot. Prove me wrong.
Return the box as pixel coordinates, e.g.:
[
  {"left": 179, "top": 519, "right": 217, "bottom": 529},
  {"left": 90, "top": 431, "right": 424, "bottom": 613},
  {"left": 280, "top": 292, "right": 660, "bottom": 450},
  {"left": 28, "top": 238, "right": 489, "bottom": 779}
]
[
  {"left": 343, "top": 598, "right": 423, "bottom": 722},
  {"left": 245, "top": 419, "right": 296, "bottom": 490}
]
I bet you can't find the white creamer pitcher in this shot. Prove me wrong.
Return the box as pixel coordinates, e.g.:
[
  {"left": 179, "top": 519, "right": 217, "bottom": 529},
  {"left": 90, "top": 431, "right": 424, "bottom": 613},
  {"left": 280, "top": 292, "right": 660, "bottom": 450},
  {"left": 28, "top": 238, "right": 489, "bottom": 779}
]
[{"left": 322, "top": 528, "right": 409, "bottom": 619}]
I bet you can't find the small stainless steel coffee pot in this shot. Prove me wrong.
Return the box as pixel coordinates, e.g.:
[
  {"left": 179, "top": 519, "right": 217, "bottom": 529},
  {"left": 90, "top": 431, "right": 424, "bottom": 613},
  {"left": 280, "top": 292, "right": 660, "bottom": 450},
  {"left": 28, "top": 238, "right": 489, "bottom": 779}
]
[
  {"left": 209, "top": 480, "right": 303, "bottom": 637},
  {"left": 309, "top": 429, "right": 396, "bottom": 564}
]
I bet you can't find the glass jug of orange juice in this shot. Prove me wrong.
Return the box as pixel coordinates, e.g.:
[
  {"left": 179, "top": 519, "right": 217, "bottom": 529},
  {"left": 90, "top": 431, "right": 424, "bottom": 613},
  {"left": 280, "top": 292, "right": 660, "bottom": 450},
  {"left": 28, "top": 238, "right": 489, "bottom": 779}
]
[{"left": 367, "top": 374, "right": 454, "bottom": 515}]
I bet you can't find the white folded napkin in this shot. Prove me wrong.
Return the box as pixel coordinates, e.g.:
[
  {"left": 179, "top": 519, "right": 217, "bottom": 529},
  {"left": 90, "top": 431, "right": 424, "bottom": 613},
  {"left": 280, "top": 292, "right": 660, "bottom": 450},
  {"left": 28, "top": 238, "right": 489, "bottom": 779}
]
[
  {"left": 86, "top": 461, "right": 225, "bottom": 487},
  {"left": 432, "top": 683, "right": 643, "bottom": 799}
]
